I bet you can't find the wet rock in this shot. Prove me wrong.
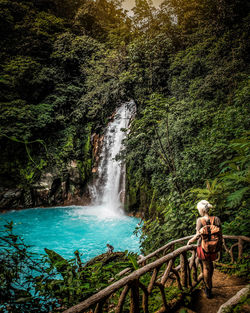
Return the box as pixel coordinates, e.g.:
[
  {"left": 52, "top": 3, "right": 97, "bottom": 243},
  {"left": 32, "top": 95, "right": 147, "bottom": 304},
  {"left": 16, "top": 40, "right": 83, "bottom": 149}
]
[
  {"left": 0, "top": 188, "right": 23, "bottom": 210},
  {"left": 91, "top": 133, "right": 104, "bottom": 173},
  {"left": 33, "top": 172, "right": 54, "bottom": 191},
  {"left": 84, "top": 252, "right": 126, "bottom": 268},
  {"left": 3, "top": 189, "right": 20, "bottom": 199},
  {"left": 0, "top": 162, "right": 91, "bottom": 211},
  {"left": 29, "top": 163, "right": 90, "bottom": 208},
  {"left": 67, "top": 160, "right": 81, "bottom": 185},
  {"left": 61, "top": 181, "right": 67, "bottom": 199},
  {"left": 32, "top": 172, "right": 58, "bottom": 206},
  {"left": 23, "top": 190, "right": 33, "bottom": 208},
  {"left": 108, "top": 111, "right": 116, "bottom": 121}
]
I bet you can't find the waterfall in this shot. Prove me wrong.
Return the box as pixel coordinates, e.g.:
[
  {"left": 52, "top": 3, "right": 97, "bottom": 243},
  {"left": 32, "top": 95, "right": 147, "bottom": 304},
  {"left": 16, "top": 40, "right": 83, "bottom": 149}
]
[{"left": 89, "top": 101, "right": 135, "bottom": 217}]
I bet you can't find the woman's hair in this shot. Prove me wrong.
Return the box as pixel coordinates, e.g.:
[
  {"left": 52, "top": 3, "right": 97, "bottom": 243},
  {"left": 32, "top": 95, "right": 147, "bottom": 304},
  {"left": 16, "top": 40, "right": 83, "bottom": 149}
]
[{"left": 197, "top": 200, "right": 213, "bottom": 216}]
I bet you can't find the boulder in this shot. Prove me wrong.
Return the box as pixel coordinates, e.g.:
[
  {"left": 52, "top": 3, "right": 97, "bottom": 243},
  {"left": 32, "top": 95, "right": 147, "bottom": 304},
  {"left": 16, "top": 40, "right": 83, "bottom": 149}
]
[{"left": 84, "top": 252, "right": 127, "bottom": 267}]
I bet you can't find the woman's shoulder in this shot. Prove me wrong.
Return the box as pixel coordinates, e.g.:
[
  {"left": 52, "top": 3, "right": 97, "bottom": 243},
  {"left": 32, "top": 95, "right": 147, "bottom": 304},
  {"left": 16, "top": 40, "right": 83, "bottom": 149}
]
[
  {"left": 196, "top": 217, "right": 203, "bottom": 227},
  {"left": 209, "top": 215, "right": 221, "bottom": 227},
  {"left": 196, "top": 217, "right": 203, "bottom": 223},
  {"left": 213, "top": 216, "right": 221, "bottom": 225}
]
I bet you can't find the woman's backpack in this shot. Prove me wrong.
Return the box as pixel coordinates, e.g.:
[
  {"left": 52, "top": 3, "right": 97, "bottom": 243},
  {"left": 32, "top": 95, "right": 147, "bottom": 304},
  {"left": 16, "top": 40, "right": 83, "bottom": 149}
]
[{"left": 199, "top": 217, "right": 222, "bottom": 254}]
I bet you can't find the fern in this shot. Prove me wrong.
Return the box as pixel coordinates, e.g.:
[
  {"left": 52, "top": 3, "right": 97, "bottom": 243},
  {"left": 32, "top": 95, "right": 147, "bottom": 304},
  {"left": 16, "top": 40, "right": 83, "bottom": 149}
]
[{"left": 226, "top": 187, "right": 249, "bottom": 208}]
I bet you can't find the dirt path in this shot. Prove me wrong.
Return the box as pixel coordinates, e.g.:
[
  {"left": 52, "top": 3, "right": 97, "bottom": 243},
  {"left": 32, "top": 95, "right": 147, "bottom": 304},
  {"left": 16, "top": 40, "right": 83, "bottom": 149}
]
[{"left": 178, "top": 269, "right": 247, "bottom": 313}]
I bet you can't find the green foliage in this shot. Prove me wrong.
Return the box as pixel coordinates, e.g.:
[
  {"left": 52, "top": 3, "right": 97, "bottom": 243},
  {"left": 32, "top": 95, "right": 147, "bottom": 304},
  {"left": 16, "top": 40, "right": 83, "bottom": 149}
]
[
  {"left": 0, "top": 222, "right": 139, "bottom": 311},
  {"left": 147, "top": 285, "right": 182, "bottom": 312},
  {"left": 0, "top": 221, "right": 56, "bottom": 312},
  {"left": 127, "top": 252, "right": 139, "bottom": 270},
  {"left": 140, "top": 133, "right": 250, "bottom": 254},
  {"left": 74, "top": 0, "right": 129, "bottom": 44},
  {"left": 0, "top": 0, "right": 130, "bottom": 192},
  {"left": 222, "top": 255, "right": 250, "bottom": 280},
  {"left": 123, "top": 0, "right": 250, "bottom": 254},
  {"left": 32, "top": 12, "right": 65, "bottom": 38},
  {"left": 139, "top": 191, "right": 197, "bottom": 255},
  {"left": 1, "top": 0, "right": 250, "bottom": 308},
  {"left": 190, "top": 134, "right": 250, "bottom": 236}
]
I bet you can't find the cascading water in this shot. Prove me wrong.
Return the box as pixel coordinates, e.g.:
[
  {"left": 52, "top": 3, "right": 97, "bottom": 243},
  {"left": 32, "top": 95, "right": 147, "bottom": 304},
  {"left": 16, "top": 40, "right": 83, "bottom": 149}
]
[{"left": 89, "top": 101, "right": 135, "bottom": 217}]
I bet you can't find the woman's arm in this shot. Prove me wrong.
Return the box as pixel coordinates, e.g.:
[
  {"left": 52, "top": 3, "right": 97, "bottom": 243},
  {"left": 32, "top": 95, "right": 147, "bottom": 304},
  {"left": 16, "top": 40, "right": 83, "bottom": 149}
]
[
  {"left": 187, "top": 233, "right": 200, "bottom": 245},
  {"left": 187, "top": 218, "right": 202, "bottom": 245}
]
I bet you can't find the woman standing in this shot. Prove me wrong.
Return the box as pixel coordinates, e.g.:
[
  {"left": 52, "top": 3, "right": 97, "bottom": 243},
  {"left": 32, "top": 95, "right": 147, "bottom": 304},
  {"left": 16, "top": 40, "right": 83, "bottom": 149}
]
[{"left": 188, "top": 200, "right": 222, "bottom": 298}]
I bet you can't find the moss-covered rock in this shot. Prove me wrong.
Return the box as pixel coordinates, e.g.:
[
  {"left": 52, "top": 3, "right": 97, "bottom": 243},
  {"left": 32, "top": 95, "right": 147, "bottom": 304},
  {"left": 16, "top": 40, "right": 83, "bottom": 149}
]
[{"left": 84, "top": 252, "right": 127, "bottom": 267}]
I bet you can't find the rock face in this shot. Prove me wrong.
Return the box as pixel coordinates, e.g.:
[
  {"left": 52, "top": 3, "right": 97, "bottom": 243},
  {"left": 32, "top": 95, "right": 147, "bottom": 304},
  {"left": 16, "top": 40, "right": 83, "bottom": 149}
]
[
  {"left": 0, "top": 108, "right": 129, "bottom": 212},
  {"left": 0, "top": 188, "right": 23, "bottom": 211},
  {"left": 91, "top": 133, "right": 104, "bottom": 174},
  {"left": 0, "top": 161, "right": 91, "bottom": 211}
]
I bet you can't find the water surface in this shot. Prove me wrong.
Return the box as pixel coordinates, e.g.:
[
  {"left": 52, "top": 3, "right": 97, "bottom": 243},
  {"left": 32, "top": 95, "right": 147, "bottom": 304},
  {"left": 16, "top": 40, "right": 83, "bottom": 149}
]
[{"left": 0, "top": 205, "right": 141, "bottom": 261}]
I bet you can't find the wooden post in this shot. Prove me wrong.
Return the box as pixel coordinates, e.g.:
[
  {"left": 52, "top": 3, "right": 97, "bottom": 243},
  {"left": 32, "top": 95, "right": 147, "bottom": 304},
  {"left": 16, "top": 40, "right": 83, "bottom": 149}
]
[
  {"left": 147, "top": 267, "right": 159, "bottom": 293},
  {"left": 115, "top": 285, "right": 130, "bottom": 313},
  {"left": 189, "top": 251, "right": 195, "bottom": 267},
  {"left": 139, "top": 282, "right": 149, "bottom": 313},
  {"left": 187, "top": 260, "right": 192, "bottom": 287},
  {"left": 155, "top": 282, "right": 168, "bottom": 312},
  {"left": 94, "top": 299, "right": 105, "bottom": 313},
  {"left": 172, "top": 269, "right": 182, "bottom": 290},
  {"left": 130, "top": 280, "right": 140, "bottom": 313},
  {"left": 195, "top": 256, "right": 200, "bottom": 269},
  {"left": 192, "top": 259, "right": 198, "bottom": 285},
  {"left": 238, "top": 238, "right": 243, "bottom": 260},
  {"left": 180, "top": 252, "right": 188, "bottom": 288},
  {"left": 222, "top": 238, "right": 230, "bottom": 256},
  {"left": 230, "top": 243, "right": 238, "bottom": 263},
  {"left": 161, "top": 259, "right": 173, "bottom": 286}
]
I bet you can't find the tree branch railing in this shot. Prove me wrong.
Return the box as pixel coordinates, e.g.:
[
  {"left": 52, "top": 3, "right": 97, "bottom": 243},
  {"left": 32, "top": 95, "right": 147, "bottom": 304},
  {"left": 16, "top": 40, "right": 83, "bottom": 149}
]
[
  {"left": 63, "top": 235, "right": 250, "bottom": 313},
  {"left": 221, "top": 235, "right": 250, "bottom": 263},
  {"left": 115, "top": 235, "right": 194, "bottom": 279}
]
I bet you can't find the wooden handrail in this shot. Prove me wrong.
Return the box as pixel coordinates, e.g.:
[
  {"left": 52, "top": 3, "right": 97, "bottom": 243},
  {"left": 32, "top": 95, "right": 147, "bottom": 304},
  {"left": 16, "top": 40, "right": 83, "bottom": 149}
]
[
  {"left": 64, "top": 245, "right": 196, "bottom": 313},
  {"left": 138, "top": 235, "right": 194, "bottom": 264},
  {"left": 138, "top": 235, "right": 250, "bottom": 265},
  {"left": 63, "top": 234, "right": 250, "bottom": 313},
  {"left": 116, "top": 235, "right": 250, "bottom": 279},
  {"left": 223, "top": 235, "right": 250, "bottom": 241}
]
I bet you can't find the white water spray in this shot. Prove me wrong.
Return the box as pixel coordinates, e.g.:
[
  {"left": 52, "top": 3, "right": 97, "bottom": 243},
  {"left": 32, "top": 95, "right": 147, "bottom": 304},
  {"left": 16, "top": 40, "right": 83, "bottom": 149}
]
[{"left": 89, "top": 101, "right": 135, "bottom": 217}]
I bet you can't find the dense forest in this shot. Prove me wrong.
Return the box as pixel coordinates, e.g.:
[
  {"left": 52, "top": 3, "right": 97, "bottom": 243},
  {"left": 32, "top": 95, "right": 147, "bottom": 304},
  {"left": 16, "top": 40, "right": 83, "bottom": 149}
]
[
  {"left": 0, "top": 0, "right": 132, "bottom": 209},
  {"left": 1, "top": 0, "right": 249, "bottom": 240},
  {"left": 0, "top": 0, "right": 250, "bottom": 311}
]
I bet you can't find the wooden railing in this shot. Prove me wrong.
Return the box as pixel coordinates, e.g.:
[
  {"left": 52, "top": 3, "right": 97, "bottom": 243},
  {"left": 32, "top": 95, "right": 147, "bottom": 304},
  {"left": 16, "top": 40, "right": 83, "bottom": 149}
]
[
  {"left": 64, "top": 235, "right": 250, "bottom": 313},
  {"left": 222, "top": 235, "right": 250, "bottom": 263}
]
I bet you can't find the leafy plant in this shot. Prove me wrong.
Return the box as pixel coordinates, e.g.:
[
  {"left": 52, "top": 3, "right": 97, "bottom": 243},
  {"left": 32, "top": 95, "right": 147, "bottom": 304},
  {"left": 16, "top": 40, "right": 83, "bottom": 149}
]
[
  {"left": 0, "top": 221, "right": 57, "bottom": 312},
  {"left": 0, "top": 221, "right": 140, "bottom": 311}
]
